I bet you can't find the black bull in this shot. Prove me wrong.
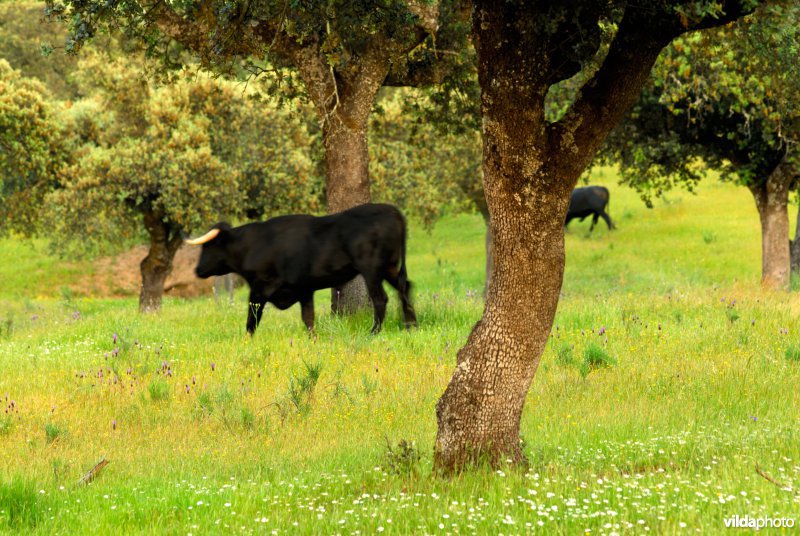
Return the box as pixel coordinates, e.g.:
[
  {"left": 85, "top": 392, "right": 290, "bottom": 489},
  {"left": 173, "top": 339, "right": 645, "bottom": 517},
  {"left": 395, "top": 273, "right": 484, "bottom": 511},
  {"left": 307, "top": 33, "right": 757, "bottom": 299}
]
[
  {"left": 186, "top": 203, "right": 417, "bottom": 335},
  {"left": 565, "top": 186, "right": 614, "bottom": 232}
]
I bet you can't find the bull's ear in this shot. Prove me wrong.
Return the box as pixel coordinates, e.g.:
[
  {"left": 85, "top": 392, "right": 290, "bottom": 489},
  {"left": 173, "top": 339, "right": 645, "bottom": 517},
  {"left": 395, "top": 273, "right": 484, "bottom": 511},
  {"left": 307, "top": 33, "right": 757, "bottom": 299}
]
[{"left": 210, "top": 222, "right": 232, "bottom": 244}]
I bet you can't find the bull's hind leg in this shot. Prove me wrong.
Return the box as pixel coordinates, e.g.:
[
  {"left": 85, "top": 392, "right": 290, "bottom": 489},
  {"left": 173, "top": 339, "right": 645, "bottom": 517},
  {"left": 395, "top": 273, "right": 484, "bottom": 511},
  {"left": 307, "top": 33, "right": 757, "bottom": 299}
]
[
  {"left": 365, "top": 278, "right": 388, "bottom": 335},
  {"left": 601, "top": 210, "right": 614, "bottom": 230},
  {"left": 386, "top": 275, "right": 417, "bottom": 329}
]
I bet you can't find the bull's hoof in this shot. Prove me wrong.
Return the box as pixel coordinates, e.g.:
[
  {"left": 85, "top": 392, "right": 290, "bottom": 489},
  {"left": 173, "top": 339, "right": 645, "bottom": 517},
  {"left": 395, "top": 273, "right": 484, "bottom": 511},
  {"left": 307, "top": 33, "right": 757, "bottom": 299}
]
[
  {"left": 370, "top": 324, "right": 383, "bottom": 335},
  {"left": 404, "top": 321, "right": 418, "bottom": 330}
]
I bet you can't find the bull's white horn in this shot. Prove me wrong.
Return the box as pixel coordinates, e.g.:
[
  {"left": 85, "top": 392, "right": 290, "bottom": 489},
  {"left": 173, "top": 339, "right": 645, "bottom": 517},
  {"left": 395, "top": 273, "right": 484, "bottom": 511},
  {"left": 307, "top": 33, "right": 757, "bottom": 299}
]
[{"left": 185, "top": 228, "right": 220, "bottom": 245}]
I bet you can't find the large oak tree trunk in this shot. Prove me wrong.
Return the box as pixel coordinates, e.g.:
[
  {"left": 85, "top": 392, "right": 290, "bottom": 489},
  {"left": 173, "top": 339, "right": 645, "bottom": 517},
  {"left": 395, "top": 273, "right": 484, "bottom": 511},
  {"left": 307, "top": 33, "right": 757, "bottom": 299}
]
[
  {"left": 434, "top": 7, "right": 577, "bottom": 471},
  {"left": 435, "top": 179, "right": 573, "bottom": 470},
  {"left": 434, "top": 1, "right": 682, "bottom": 474},
  {"left": 750, "top": 163, "right": 793, "bottom": 290},
  {"left": 139, "top": 211, "right": 183, "bottom": 313}
]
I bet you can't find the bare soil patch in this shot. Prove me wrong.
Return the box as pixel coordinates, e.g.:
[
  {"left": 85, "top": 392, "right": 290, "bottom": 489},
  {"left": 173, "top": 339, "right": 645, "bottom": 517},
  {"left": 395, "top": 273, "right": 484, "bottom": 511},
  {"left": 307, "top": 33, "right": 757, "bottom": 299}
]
[{"left": 73, "top": 245, "right": 215, "bottom": 298}]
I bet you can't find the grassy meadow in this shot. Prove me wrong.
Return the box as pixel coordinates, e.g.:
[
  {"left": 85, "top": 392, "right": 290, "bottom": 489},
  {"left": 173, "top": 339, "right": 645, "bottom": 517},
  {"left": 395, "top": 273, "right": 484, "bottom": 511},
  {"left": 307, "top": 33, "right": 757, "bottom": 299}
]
[{"left": 1, "top": 172, "right": 799, "bottom": 534}]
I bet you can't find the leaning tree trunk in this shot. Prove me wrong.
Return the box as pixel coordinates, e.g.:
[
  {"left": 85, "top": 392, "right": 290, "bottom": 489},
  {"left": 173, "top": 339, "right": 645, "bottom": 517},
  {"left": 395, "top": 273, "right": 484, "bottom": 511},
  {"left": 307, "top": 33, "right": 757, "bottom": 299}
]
[
  {"left": 139, "top": 211, "right": 183, "bottom": 312},
  {"left": 791, "top": 202, "right": 800, "bottom": 275},
  {"left": 292, "top": 48, "right": 390, "bottom": 314},
  {"left": 434, "top": 0, "right": 678, "bottom": 474},
  {"left": 749, "top": 162, "right": 793, "bottom": 290},
  {"left": 435, "top": 170, "right": 573, "bottom": 470},
  {"left": 434, "top": 9, "right": 578, "bottom": 469}
]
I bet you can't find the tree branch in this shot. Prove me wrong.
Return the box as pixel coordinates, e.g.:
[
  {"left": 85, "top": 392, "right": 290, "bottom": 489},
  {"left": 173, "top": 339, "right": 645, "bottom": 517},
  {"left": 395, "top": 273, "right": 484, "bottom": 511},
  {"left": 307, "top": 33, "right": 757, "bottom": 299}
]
[{"left": 550, "top": 0, "right": 759, "bottom": 182}]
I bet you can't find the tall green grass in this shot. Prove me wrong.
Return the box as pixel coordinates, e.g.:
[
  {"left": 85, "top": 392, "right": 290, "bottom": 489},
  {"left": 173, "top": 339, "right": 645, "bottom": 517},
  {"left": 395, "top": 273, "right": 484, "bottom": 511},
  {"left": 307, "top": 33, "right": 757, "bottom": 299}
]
[{"left": 1, "top": 173, "right": 799, "bottom": 534}]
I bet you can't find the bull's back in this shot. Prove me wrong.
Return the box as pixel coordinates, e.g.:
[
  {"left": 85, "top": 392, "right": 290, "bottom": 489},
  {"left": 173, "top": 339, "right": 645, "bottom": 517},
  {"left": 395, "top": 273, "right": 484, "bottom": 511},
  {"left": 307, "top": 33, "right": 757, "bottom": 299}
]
[
  {"left": 262, "top": 204, "right": 405, "bottom": 288},
  {"left": 569, "top": 186, "right": 609, "bottom": 211},
  {"left": 314, "top": 204, "right": 406, "bottom": 270}
]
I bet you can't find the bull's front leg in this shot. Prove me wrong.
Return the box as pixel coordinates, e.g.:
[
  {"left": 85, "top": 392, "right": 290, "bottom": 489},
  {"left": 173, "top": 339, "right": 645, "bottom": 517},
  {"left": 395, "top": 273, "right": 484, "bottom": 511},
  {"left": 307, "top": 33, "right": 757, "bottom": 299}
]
[
  {"left": 300, "top": 293, "right": 315, "bottom": 333},
  {"left": 246, "top": 291, "right": 267, "bottom": 335}
]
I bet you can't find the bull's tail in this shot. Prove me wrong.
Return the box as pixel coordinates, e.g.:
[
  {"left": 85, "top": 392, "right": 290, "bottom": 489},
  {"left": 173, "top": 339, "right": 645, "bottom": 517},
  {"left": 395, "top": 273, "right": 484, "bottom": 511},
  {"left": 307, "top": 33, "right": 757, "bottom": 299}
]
[
  {"left": 601, "top": 186, "right": 615, "bottom": 230},
  {"left": 398, "top": 216, "right": 410, "bottom": 294},
  {"left": 397, "top": 213, "right": 417, "bottom": 328}
]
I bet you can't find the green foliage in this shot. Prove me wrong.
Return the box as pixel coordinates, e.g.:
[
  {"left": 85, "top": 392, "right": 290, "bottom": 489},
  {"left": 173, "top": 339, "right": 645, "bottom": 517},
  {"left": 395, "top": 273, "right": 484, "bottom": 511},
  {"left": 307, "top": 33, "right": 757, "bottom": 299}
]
[
  {"left": 605, "top": 3, "right": 800, "bottom": 203},
  {"left": 0, "top": 60, "right": 67, "bottom": 235},
  {"left": 383, "top": 438, "right": 422, "bottom": 477},
  {"left": 360, "top": 373, "right": 378, "bottom": 396},
  {"left": 370, "top": 89, "right": 481, "bottom": 225},
  {"left": 0, "top": 1, "right": 81, "bottom": 99},
  {"left": 0, "top": 312, "right": 12, "bottom": 338},
  {"left": 0, "top": 477, "right": 43, "bottom": 529},
  {"left": 277, "top": 360, "right": 322, "bottom": 419},
  {"left": 239, "top": 406, "right": 255, "bottom": 430},
  {"left": 0, "top": 415, "right": 12, "bottom": 436},
  {"left": 13, "top": 48, "right": 323, "bottom": 257},
  {"left": 786, "top": 344, "right": 800, "bottom": 362},
  {"left": 555, "top": 342, "right": 576, "bottom": 367},
  {"left": 42, "top": 0, "right": 470, "bottom": 106}
]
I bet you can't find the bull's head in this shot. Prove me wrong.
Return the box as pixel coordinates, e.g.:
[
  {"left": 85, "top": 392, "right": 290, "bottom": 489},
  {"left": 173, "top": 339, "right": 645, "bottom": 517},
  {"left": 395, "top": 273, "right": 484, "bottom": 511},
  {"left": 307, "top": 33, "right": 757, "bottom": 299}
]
[{"left": 186, "top": 222, "right": 233, "bottom": 279}]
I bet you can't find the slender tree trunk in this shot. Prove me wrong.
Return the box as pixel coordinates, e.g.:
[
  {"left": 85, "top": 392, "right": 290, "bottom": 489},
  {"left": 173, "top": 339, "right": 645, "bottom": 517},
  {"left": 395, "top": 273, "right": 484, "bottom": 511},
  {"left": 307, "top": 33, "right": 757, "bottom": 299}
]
[
  {"left": 291, "top": 47, "right": 391, "bottom": 314},
  {"left": 324, "top": 111, "right": 372, "bottom": 313},
  {"left": 750, "top": 163, "right": 793, "bottom": 290},
  {"left": 139, "top": 211, "right": 183, "bottom": 312},
  {"left": 791, "top": 201, "right": 800, "bottom": 276}
]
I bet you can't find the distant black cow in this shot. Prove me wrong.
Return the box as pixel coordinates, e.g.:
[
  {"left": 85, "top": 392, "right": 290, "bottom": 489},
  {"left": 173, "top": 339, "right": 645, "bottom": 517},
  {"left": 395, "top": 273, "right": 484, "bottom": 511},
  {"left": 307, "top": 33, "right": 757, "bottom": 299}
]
[
  {"left": 186, "top": 203, "right": 417, "bottom": 335},
  {"left": 565, "top": 186, "right": 614, "bottom": 232}
]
